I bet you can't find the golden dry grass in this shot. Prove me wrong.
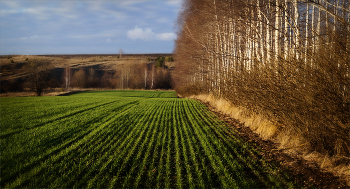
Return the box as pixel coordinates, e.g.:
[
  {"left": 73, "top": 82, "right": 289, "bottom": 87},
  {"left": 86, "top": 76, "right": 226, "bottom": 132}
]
[{"left": 190, "top": 94, "right": 350, "bottom": 186}]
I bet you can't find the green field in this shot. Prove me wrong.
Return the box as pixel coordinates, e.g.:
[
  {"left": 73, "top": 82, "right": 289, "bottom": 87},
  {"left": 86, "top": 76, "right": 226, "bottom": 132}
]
[{"left": 1, "top": 90, "right": 299, "bottom": 188}]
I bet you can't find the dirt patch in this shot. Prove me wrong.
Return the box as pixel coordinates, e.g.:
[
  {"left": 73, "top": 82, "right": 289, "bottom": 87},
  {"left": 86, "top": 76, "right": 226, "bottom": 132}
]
[{"left": 199, "top": 100, "right": 348, "bottom": 188}]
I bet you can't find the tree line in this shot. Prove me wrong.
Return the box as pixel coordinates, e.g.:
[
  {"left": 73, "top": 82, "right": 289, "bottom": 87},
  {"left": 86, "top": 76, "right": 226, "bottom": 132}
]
[
  {"left": 174, "top": 0, "right": 349, "bottom": 156},
  {"left": 1, "top": 56, "right": 174, "bottom": 95},
  {"left": 63, "top": 61, "right": 172, "bottom": 90}
]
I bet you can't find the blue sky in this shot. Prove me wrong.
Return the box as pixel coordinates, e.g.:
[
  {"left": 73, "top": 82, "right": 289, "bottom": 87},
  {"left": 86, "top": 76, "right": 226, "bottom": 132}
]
[{"left": 0, "top": 0, "right": 182, "bottom": 55}]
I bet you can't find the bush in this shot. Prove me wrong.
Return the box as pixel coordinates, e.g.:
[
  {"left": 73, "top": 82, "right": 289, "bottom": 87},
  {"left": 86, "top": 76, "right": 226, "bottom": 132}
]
[
  {"left": 155, "top": 56, "right": 165, "bottom": 68},
  {"left": 10, "top": 59, "right": 14, "bottom": 63},
  {"left": 165, "top": 56, "right": 174, "bottom": 62}
]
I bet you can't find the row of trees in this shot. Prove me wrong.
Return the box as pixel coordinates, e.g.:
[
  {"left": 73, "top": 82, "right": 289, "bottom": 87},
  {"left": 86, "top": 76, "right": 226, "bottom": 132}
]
[
  {"left": 1, "top": 59, "right": 173, "bottom": 95},
  {"left": 174, "top": 0, "right": 349, "bottom": 156},
  {"left": 63, "top": 63, "right": 172, "bottom": 91}
]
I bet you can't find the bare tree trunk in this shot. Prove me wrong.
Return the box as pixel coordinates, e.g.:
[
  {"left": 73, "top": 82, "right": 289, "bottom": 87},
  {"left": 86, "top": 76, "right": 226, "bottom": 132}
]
[
  {"left": 258, "top": 0, "right": 265, "bottom": 65},
  {"left": 293, "top": 0, "right": 300, "bottom": 60},
  {"left": 121, "top": 69, "right": 124, "bottom": 89},
  {"left": 284, "top": 0, "right": 289, "bottom": 60},
  {"left": 305, "top": 3, "right": 309, "bottom": 63},
  {"left": 144, "top": 66, "right": 147, "bottom": 89},
  {"left": 275, "top": 0, "right": 281, "bottom": 76},
  {"left": 65, "top": 66, "right": 71, "bottom": 92},
  {"left": 325, "top": 1, "right": 329, "bottom": 46},
  {"left": 266, "top": 0, "right": 271, "bottom": 65},
  {"left": 126, "top": 66, "right": 130, "bottom": 89},
  {"left": 119, "top": 49, "right": 123, "bottom": 58},
  {"left": 151, "top": 65, "right": 154, "bottom": 89},
  {"left": 275, "top": 0, "right": 280, "bottom": 62},
  {"left": 311, "top": 3, "right": 315, "bottom": 67},
  {"left": 317, "top": 4, "right": 321, "bottom": 58}
]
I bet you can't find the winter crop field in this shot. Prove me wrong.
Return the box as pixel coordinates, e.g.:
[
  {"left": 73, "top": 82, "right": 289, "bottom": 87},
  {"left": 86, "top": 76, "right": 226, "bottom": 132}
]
[{"left": 1, "top": 90, "right": 299, "bottom": 188}]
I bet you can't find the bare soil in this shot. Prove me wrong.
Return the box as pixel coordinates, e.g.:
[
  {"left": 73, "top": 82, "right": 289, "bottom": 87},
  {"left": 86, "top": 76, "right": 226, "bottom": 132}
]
[{"left": 200, "top": 100, "right": 349, "bottom": 188}]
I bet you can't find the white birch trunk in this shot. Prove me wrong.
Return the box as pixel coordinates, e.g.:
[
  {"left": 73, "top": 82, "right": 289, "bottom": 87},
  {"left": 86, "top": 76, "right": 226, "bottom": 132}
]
[
  {"left": 275, "top": 0, "right": 280, "bottom": 61},
  {"left": 311, "top": 4, "right": 315, "bottom": 67},
  {"left": 305, "top": 3, "right": 309, "bottom": 63},
  {"left": 275, "top": 0, "right": 280, "bottom": 75},
  {"left": 258, "top": 0, "right": 264, "bottom": 65},
  {"left": 284, "top": 0, "right": 289, "bottom": 60},
  {"left": 151, "top": 66, "right": 154, "bottom": 89},
  {"left": 325, "top": 1, "right": 329, "bottom": 46},
  {"left": 144, "top": 67, "right": 147, "bottom": 89},
  {"left": 317, "top": 5, "right": 321, "bottom": 55},
  {"left": 266, "top": 0, "right": 271, "bottom": 65},
  {"left": 65, "top": 66, "right": 70, "bottom": 92},
  {"left": 121, "top": 69, "right": 124, "bottom": 89},
  {"left": 293, "top": 0, "right": 300, "bottom": 60}
]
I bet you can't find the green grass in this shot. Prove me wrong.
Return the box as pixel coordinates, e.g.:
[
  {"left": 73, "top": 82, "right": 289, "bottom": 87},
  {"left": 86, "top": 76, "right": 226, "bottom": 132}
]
[{"left": 1, "top": 90, "right": 299, "bottom": 188}]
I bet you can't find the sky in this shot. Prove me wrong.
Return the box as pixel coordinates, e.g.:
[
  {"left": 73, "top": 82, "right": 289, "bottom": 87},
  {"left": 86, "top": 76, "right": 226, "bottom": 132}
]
[{"left": 0, "top": 0, "right": 182, "bottom": 55}]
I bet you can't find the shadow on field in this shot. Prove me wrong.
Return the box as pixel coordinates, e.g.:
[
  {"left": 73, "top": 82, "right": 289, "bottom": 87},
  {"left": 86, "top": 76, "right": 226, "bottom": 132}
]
[{"left": 56, "top": 90, "right": 90, "bottom": 96}]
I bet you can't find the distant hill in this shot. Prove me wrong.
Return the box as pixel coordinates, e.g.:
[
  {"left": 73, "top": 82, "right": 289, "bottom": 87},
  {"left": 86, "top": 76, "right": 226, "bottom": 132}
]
[{"left": 1, "top": 54, "right": 175, "bottom": 94}]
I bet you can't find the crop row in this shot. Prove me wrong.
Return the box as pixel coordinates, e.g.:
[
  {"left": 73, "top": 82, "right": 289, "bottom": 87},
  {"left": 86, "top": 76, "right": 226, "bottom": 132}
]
[{"left": 1, "top": 90, "right": 301, "bottom": 188}]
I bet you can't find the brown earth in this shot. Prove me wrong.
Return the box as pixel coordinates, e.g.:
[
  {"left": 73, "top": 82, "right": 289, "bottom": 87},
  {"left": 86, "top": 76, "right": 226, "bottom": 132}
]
[{"left": 199, "top": 100, "right": 349, "bottom": 188}]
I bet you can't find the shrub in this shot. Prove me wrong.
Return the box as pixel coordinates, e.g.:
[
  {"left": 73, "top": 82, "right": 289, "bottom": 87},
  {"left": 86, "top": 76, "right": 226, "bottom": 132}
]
[
  {"left": 155, "top": 56, "right": 165, "bottom": 68},
  {"left": 165, "top": 56, "right": 174, "bottom": 62}
]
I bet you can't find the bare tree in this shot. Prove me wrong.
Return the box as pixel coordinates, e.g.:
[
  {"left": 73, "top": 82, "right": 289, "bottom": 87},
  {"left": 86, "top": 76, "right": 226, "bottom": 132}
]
[
  {"left": 28, "top": 59, "right": 52, "bottom": 96},
  {"left": 174, "top": 0, "right": 350, "bottom": 156},
  {"left": 144, "top": 64, "right": 148, "bottom": 89},
  {"left": 71, "top": 69, "right": 87, "bottom": 88},
  {"left": 119, "top": 49, "right": 124, "bottom": 58},
  {"left": 63, "top": 66, "right": 71, "bottom": 92}
]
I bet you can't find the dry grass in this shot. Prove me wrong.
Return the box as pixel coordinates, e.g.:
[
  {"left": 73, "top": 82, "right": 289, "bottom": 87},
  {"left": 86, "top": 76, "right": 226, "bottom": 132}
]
[
  {"left": 191, "top": 94, "right": 350, "bottom": 186},
  {"left": 194, "top": 94, "right": 279, "bottom": 140}
]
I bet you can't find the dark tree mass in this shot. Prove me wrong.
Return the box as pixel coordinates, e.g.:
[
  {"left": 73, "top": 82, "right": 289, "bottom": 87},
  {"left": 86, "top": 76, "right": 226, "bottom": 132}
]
[{"left": 174, "top": 0, "right": 350, "bottom": 157}]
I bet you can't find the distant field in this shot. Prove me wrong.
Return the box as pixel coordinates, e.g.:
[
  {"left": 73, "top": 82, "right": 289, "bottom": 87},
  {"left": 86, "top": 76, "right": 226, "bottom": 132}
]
[{"left": 1, "top": 90, "right": 299, "bottom": 188}]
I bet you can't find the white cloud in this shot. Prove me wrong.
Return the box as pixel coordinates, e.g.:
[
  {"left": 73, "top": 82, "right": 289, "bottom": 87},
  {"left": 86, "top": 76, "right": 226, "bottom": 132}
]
[
  {"left": 156, "top": 33, "right": 177, "bottom": 41},
  {"left": 127, "top": 26, "right": 155, "bottom": 41},
  {"left": 127, "top": 26, "right": 176, "bottom": 41},
  {"left": 167, "top": 0, "right": 182, "bottom": 5},
  {"left": 1, "top": 0, "right": 178, "bottom": 55},
  {"left": 21, "top": 35, "right": 51, "bottom": 40},
  {"left": 166, "top": 0, "right": 182, "bottom": 5}
]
